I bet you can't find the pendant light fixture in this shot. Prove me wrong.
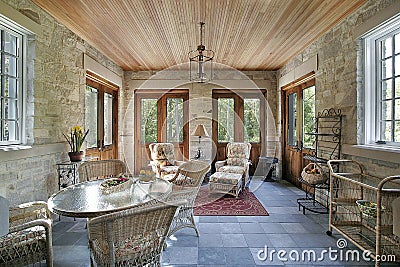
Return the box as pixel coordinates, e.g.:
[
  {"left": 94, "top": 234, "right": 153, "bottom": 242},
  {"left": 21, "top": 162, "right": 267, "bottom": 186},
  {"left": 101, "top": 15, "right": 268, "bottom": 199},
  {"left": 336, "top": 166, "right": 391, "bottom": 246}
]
[{"left": 188, "top": 22, "right": 214, "bottom": 83}]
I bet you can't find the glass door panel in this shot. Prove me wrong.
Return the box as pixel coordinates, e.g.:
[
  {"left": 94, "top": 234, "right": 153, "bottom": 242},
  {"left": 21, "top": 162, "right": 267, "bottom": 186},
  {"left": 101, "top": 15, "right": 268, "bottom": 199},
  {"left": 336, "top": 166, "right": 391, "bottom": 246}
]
[
  {"left": 287, "top": 92, "right": 297, "bottom": 146},
  {"left": 303, "top": 86, "right": 316, "bottom": 148},
  {"left": 103, "top": 92, "right": 113, "bottom": 146},
  {"left": 140, "top": 98, "right": 158, "bottom": 143},
  {"left": 217, "top": 98, "right": 234, "bottom": 142},
  {"left": 85, "top": 85, "right": 98, "bottom": 148},
  {"left": 244, "top": 98, "right": 260, "bottom": 143},
  {"left": 166, "top": 98, "right": 183, "bottom": 143}
]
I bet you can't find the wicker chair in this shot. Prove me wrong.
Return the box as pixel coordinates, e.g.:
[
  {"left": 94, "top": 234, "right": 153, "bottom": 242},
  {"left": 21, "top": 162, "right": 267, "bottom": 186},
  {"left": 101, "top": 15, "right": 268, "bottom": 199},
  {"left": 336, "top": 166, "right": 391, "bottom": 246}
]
[
  {"left": 87, "top": 200, "right": 184, "bottom": 267},
  {"left": 149, "top": 143, "right": 185, "bottom": 180},
  {"left": 78, "top": 159, "right": 127, "bottom": 182},
  {"left": 0, "top": 201, "right": 53, "bottom": 267},
  {"left": 167, "top": 160, "right": 210, "bottom": 237}
]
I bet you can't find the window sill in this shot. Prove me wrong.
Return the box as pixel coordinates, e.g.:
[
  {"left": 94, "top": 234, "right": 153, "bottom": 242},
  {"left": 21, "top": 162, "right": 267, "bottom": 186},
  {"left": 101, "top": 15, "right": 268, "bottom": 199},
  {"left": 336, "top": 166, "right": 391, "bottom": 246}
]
[
  {"left": 0, "top": 143, "right": 65, "bottom": 162},
  {"left": 0, "top": 145, "right": 32, "bottom": 152},
  {"left": 343, "top": 144, "right": 400, "bottom": 164}
]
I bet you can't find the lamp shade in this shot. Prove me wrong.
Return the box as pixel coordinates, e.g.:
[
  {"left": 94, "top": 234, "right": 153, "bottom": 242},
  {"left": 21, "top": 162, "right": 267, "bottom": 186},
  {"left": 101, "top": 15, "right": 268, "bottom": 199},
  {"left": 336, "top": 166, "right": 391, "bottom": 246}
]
[{"left": 192, "top": 124, "right": 209, "bottom": 137}]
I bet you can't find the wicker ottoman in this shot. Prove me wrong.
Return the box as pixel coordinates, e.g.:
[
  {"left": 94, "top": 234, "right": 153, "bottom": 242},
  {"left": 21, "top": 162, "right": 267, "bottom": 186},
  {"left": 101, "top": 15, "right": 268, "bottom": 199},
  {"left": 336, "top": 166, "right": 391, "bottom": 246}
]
[{"left": 209, "top": 172, "right": 243, "bottom": 198}]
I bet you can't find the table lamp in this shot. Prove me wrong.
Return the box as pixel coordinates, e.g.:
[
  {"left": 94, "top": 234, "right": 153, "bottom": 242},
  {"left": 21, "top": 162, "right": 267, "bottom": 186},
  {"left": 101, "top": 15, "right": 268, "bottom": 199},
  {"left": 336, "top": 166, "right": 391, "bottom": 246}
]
[{"left": 192, "top": 124, "right": 209, "bottom": 159}]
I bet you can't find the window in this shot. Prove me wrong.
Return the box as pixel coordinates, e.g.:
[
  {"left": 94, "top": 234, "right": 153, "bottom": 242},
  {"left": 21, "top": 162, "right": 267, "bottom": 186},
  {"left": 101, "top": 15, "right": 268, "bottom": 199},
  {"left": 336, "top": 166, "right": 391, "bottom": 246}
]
[
  {"left": 363, "top": 15, "right": 400, "bottom": 146},
  {"left": 0, "top": 23, "right": 25, "bottom": 145},
  {"left": 217, "top": 98, "right": 234, "bottom": 142}
]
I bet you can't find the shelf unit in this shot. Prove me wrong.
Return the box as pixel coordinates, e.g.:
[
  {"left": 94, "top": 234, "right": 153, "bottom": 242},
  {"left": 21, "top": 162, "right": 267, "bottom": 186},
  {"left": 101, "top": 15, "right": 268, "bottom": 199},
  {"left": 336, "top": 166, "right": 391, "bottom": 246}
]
[
  {"left": 327, "top": 160, "right": 400, "bottom": 266},
  {"left": 298, "top": 108, "right": 342, "bottom": 214}
]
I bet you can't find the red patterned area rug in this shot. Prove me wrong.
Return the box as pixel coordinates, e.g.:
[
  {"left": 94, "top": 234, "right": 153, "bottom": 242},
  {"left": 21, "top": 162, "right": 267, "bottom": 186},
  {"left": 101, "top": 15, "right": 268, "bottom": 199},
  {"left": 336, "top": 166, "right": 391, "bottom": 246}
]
[{"left": 194, "top": 185, "right": 269, "bottom": 216}]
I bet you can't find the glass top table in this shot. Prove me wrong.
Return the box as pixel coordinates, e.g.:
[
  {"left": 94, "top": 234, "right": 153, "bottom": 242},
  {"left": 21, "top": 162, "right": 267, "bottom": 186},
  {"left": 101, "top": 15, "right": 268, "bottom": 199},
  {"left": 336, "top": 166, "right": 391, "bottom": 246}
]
[{"left": 48, "top": 177, "right": 172, "bottom": 218}]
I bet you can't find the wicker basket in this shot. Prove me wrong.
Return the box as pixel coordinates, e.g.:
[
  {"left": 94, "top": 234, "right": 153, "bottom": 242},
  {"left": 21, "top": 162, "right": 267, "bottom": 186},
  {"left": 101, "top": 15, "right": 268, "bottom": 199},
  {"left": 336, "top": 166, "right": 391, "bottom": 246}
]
[
  {"left": 301, "top": 163, "right": 327, "bottom": 185},
  {"left": 100, "top": 177, "right": 133, "bottom": 194}
]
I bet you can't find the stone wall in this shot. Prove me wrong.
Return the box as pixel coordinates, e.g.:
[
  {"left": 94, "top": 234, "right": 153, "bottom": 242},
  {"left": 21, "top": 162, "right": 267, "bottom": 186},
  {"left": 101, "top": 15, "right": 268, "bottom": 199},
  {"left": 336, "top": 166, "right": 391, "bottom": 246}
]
[
  {"left": 0, "top": 0, "right": 122, "bottom": 205},
  {"left": 278, "top": 0, "right": 400, "bottom": 178},
  {"left": 122, "top": 66, "right": 278, "bottom": 173}
]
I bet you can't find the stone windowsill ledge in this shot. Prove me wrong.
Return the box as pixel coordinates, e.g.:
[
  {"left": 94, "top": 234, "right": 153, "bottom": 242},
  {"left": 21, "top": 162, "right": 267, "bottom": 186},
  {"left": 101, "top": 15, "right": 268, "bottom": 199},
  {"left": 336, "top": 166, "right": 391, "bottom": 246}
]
[
  {"left": 343, "top": 144, "right": 400, "bottom": 164},
  {"left": 0, "top": 143, "right": 65, "bottom": 162}
]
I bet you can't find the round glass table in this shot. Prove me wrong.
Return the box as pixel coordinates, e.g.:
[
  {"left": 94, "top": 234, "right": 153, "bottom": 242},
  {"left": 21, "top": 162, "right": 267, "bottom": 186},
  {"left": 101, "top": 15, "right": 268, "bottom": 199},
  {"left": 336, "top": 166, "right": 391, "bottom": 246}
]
[{"left": 47, "top": 177, "right": 172, "bottom": 218}]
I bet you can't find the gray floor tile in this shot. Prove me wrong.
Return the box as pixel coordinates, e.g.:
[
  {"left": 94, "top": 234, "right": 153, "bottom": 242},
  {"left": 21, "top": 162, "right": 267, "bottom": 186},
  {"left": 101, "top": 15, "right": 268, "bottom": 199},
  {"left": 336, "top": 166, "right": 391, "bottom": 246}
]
[
  {"left": 221, "top": 233, "right": 248, "bottom": 247},
  {"left": 198, "top": 247, "right": 226, "bottom": 265},
  {"left": 199, "top": 233, "right": 223, "bottom": 247},
  {"left": 162, "top": 247, "right": 198, "bottom": 265},
  {"left": 240, "top": 222, "right": 265, "bottom": 233},
  {"left": 224, "top": 247, "right": 256, "bottom": 265}
]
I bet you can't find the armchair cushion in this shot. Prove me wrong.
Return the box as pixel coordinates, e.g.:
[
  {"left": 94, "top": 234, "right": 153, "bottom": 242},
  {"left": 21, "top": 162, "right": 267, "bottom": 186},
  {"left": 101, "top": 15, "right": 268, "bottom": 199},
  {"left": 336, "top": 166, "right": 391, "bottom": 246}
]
[{"left": 218, "top": 165, "right": 246, "bottom": 174}]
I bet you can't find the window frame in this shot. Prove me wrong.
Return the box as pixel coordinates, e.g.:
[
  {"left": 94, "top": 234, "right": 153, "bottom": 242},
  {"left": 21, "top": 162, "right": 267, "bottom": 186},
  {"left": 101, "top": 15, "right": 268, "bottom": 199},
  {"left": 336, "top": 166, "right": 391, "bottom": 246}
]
[
  {"left": 0, "top": 21, "right": 26, "bottom": 146},
  {"left": 363, "top": 15, "right": 400, "bottom": 146}
]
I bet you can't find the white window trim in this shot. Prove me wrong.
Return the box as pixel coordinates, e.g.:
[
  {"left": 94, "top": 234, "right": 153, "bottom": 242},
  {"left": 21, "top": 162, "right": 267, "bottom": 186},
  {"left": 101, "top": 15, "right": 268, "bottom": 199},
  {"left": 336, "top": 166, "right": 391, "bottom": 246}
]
[
  {"left": 362, "top": 14, "right": 400, "bottom": 147},
  {"left": 0, "top": 6, "right": 37, "bottom": 149}
]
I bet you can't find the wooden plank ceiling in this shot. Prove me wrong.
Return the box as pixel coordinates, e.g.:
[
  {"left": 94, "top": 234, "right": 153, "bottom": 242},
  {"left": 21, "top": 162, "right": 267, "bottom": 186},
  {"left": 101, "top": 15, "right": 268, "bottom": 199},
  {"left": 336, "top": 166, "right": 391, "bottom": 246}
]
[{"left": 31, "top": 0, "right": 366, "bottom": 71}]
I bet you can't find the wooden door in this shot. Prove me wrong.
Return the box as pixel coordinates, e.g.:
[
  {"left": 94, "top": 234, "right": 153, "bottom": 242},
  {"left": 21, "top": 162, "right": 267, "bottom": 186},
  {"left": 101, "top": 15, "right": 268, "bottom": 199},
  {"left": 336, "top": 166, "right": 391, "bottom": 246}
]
[
  {"left": 282, "top": 77, "right": 316, "bottom": 186},
  {"left": 84, "top": 73, "right": 118, "bottom": 160},
  {"left": 134, "top": 90, "right": 189, "bottom": 174}
]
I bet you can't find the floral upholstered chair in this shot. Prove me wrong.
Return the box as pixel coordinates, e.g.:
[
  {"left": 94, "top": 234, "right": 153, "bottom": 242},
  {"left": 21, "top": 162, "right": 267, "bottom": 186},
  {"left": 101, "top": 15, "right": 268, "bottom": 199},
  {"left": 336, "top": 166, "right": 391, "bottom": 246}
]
[
  {"left": 215, "top": 142, "right": 252, "bottom": 188},
  {"left": 149, "top": 143, "right": 185, "bottom": 180}
]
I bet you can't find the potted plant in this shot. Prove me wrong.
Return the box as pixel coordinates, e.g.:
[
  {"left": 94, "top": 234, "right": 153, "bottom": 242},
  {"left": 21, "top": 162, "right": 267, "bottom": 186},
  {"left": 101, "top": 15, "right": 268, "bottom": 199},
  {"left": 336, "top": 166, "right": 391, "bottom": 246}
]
[{"left": 63, "top": 126, "right": 89, "bottom": 162}]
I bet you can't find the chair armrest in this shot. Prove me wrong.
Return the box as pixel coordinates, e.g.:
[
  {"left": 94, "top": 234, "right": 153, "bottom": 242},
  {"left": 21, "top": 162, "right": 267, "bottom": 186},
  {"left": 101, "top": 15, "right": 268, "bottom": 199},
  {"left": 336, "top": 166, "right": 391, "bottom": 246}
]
[
  {"left": 9, "top": 218, "right": 52, "bottom": 234},
  {"left": 175, "top": 160, "right": 185, "bottom": 166},
  {"left": 9, "top": 201, "right": 51, "bottom": 227},
  {"left": 215, "top": 160, "right": 227, "bottom": 171}
]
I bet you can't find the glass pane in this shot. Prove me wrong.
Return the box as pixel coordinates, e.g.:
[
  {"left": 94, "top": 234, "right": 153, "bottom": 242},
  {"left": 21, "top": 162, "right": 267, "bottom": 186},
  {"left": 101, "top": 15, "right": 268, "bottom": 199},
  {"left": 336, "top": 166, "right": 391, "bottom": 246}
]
[
  {"left": 395, "top": 33, "right": 400, "bottom": 54},
  {"left": 3, "top": 120, "right": 18, "bottom": 141},
  {"left": 382, "top": 80, "right": 392, "bottom": 100},
  {"left": 381, "top": 121, "right": 392, "bottom": 141},
  {"left": 303, "top": 86, "right": 316, "bottom": 148},
  {"left": 85, "top": 86, "right": 98, "bottom": 148},
  {"left": 141, "top": 99, "right": 158, "bottom": 143},
  {"left": 217, "top": 98, "right": 234, "bottom": 142},
  {"left": 4, "top": 55, "right": 18, "bottom": 77},
  {"left": 381, "top": 100, "right": 392, "bottom": 121},
  {"left": 395, "top": 121, "right": 400, "bottom": 142},
  {"left": 166, "top": 98, "right": 183, "bottom": 143},
  {"left": 5, "top": 98, "right": 18, "bottom": 120},
  {"left": 288, "top": 92, "right": 297, "bottom": 146},
  {"left": 381, "top": 37, "right": 392, "bottom": 58},
  {"left": 381, "top": 58, "right": 392, "bottom": 79},
  {"left": 396, "top": 99, "right": 400, "bottom": 120},
  {"left": 244, "top": 99, "right": 260, "bottom": 143},
  {"left": 4, "top": 76, "right": 18, "bottom": 99},
  {"left": 4, "top": 31, "right": 18, "bottom": 56},
  {"left": 104, "top": 92, "right": 113, "bottom": 146},
  {"left": 396, "top": 77, "right": 400, "bottom": 98},
  {"left": 395, "top": 55, "right": 400, "bottom": 76}
]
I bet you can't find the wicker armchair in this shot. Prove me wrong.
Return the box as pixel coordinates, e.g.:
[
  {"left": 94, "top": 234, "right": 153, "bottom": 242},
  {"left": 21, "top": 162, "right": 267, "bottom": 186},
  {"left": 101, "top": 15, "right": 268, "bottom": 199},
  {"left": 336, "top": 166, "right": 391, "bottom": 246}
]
[
  {"left": 149, "top": 143, "right": 185, "bottom": 180},
  {"left": 0, "top": 201, "right": 53, "bottom": 267},
  {"left": 87, "top": 200, "right": 184, "bottom": 267},
  {"left": 167, "top": 160, "right": 210, "bottom": 236},
  {"left": 215, "top": 142, "right": 252, "bottom": 188},
  {"left": 78, "top": 159, "right": 127, "bottom": 182}
]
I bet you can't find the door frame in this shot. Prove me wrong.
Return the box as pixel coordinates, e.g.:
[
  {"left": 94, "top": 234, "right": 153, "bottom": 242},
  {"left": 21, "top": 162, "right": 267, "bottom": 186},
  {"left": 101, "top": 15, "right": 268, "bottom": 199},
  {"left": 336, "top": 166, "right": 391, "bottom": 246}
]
[
  {"left": 133, "top": 89, "right": 189, "bottom": 174},
  {"left": 212, "top": 89, "right": 267, "bottom": 175},
  {"left": 85, "top": 71, "right": 119, "bottom": 160}
]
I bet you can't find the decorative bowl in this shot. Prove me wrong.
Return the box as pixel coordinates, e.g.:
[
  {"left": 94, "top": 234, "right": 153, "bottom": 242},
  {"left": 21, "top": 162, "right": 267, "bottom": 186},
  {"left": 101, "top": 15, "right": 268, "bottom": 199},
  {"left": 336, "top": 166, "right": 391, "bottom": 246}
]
[
  {"left": 356, "top": 200, "right": 384, "bottom": 218},
  {"left": 100, "top": 176, "right": 133, "bottom": 194}
]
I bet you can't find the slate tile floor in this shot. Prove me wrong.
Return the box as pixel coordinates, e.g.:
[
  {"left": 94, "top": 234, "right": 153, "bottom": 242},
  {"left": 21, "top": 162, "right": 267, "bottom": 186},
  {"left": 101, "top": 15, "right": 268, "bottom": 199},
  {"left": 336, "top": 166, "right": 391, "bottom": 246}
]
[{"left": 50, "top": 177, "right": 389, "bottom": 266}]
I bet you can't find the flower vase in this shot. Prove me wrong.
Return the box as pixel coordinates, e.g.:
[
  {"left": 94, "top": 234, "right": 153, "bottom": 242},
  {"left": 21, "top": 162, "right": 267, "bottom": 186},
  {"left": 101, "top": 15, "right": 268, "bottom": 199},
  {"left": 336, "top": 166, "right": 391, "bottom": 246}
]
[{"left": 68, "top": 151, "right": 84, "bottom": 162}]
